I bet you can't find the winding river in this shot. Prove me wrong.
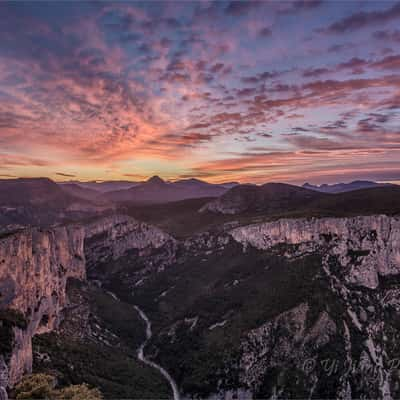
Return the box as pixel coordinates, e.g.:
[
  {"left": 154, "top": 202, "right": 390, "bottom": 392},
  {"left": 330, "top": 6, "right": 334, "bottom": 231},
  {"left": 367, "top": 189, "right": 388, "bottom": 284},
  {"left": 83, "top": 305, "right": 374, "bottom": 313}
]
[
  {"left": 107, "top": 291, "right": 180, "bottom": 400},
  {"left": 134, "top": 305, "right": 181, "bottom": 400}
]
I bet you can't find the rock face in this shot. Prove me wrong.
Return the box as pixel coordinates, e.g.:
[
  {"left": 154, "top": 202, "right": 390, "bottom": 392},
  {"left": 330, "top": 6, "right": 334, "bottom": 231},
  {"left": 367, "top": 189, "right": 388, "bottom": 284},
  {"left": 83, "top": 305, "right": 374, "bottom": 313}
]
[
  {"left": 230, "top": 215, "right": 400, "bottom": 399},
  {"left": 231, "top": 215, "right": 400, "bottom": 289},
  {"left": 84, "top": 215, "right": 175, "bottom": 269},
  {"left": 241, "top": 303, "right": 337, "bottom": 396},
  {"left": 0, "top": 225, "right": 86, "bottom": 390}
]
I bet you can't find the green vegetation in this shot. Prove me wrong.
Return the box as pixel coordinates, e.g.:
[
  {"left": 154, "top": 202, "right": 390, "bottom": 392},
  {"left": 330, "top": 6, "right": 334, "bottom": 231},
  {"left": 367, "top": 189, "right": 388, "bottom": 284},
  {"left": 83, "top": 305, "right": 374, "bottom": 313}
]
[
  {"left": 121, "top": 197, "right": 233, "bottom": 238},
  {"left": 256, "top": 367, "right": 310, "bottom": 399},
  {"left": 0, "top": 308, "right": 27, "bottom": 359},
  {"left": 55, "top": 383, "right": 102, "bottom": 400},
  {"left": 33, "top": 334, "right": 169, "bottom": 399},
  {"left": 130, "top": 242, "right": 322, "bottom": 332},
  {"left": 14, "top": 373, "right": 56, "bottom": 399},
  {"left": 14, "top": 373, "right": 102, "bottom": 400},
  {"left": 32, "top": 281, "right": 170, "bottom": 399},
  {"left": 106, "top": 240, "right": 325, "bottom": 396},
  {"left": 0, "top": 308, "right": 27, "bottom": 329},
  {"left": 87, "top": 285, "right": 146, "bottom": 349}
]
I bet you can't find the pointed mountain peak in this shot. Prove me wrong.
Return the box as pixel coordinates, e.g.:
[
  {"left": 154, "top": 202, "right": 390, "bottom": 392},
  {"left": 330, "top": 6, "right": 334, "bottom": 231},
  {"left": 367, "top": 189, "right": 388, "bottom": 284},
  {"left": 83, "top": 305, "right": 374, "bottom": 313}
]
[{"left": 147, "top": 175, "right": 165, "bottom": 185}]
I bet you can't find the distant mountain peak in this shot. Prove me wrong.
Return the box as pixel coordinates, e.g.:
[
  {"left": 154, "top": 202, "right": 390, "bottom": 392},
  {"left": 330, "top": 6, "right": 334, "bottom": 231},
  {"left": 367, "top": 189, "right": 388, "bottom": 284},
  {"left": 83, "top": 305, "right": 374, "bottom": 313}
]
[
  {"left": 146, "top": 175, "right": 165, "bottom": 185},
  {"left": 302, "top": 180, "right": 391, "bottom": 193},
  {"left": 181, "top": 178, "right": 204, "bottom": 183}
]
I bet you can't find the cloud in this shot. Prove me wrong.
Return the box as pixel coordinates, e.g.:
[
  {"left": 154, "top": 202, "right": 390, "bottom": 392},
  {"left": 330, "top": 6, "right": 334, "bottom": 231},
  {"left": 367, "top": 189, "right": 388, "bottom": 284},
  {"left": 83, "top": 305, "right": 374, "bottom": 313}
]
[
  {"left": 371, "top": 54, "right": 400, "bottom": 70},
  {"left": 327, "top": 43, "right": 354, "bottom": 53},
  {"left": 337, "top": 57, "right": 366, "bottom": 69},
  {"left": 225, "top": 1, "right": 261, "bottom": 16},
  {"left": 0, "top": 1, "right": 399, "bottom": 183},
  {"left": 323, "top": 2, "right": 400, "bottom": 34},
  {"left": 258, "top": 27, "right": 272, "bottom": 37},
  {"left": 241, "top": 71, "right": 280, "bottom": 84},
  {"left": 279, "top": 0, "right": 323, "bottom": 15},
  {"left": 287, "top": 135, "right": 356, "bottom": 151},
  {"left": 373, "top": 29, "right": 400, "bottom": 42},
  {"left": 56, "top": 172, "right": 76, "bottom": 177},
  {"left": 0, "top": 154, "right": 53, "bottom": 168},
  {"left": 302, "top": 67, "right": 330, "bottom": 78}
]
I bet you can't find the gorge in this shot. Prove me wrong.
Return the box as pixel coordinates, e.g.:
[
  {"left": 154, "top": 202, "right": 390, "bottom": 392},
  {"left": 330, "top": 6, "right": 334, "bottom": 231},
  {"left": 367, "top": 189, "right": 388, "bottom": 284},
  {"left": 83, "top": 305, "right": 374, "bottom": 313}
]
[{"left": 1, "top": 211, "right": 400, "bottom": 398}]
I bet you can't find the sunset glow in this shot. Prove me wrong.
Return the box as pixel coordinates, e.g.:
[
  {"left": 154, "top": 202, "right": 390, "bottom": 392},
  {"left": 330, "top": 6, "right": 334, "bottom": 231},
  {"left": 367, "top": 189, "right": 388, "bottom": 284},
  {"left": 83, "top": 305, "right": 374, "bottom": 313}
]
[{"left": 1, "top": 1, "right": 400, "bottom": 184}]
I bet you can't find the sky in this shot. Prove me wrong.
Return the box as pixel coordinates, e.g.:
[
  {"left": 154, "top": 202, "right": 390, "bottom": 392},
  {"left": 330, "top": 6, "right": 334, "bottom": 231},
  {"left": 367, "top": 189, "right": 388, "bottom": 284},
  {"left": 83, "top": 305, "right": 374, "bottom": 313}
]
[{"left": 0, "top": 0, "right": 399, "bottom": 184}]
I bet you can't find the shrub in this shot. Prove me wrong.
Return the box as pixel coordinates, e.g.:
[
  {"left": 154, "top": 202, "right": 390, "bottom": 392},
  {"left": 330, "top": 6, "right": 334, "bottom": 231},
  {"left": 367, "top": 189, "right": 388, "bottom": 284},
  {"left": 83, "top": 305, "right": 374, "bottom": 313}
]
[
  {"left": 14, "top": 374, "right": 102, "bottom": 400},
  {"left": 15, "top": 373, "right": 55, "bottom": 399},
  {"left": 54, "top": 384, "right": 102, "bottom": 400}
]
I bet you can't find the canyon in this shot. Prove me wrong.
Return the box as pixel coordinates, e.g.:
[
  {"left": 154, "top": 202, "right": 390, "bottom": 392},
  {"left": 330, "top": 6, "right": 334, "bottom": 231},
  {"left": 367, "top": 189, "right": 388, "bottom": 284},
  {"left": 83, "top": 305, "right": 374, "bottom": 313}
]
[
  {"left": 1, "top": 212, "right": 400, "bottom": 399},
  {"left": 0, "top": 215, "right": 173, "bottom": 399}
]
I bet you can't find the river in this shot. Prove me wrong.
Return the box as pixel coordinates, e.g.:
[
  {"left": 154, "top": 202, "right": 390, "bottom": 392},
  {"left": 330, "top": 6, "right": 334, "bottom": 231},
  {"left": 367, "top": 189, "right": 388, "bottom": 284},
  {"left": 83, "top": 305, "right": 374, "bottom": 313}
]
[{"left": 107, "top": 291, "right": 180, "bottom": 400}]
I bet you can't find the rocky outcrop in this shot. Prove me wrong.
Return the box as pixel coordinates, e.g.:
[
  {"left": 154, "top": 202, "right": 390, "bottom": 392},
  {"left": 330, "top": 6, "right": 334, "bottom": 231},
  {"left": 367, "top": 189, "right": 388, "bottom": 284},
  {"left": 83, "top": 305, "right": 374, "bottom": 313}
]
[
  {"left": 241, "top": 303, "right": 337, "bottom": 396},
  {"left": 0, "top": 225, "right": 86, "bottom": 391},
  {"left": 231, "top": 215, "right": 400, "bottom": 289},
  {"left": 84, "top": 215, "right": 176, "bottom": 269},
  {"left": 0, "top": 357, "right": 8, "bottom": 400},
  {"left": 230, "top": 215, "right": 400, "bottom": 399}
]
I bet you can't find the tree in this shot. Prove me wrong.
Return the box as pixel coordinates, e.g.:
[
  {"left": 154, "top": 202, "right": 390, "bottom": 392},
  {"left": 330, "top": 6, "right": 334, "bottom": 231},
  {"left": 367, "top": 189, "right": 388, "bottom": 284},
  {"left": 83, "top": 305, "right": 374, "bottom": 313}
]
[
  {"left": 14, "top": 374, "right": 102, "bottom": 400},
  {"left": 14, "top": 373, "right": 55, "bottom": 399},
  {"left": 54, "top": 384, "right": 102, "bottom": 400}
]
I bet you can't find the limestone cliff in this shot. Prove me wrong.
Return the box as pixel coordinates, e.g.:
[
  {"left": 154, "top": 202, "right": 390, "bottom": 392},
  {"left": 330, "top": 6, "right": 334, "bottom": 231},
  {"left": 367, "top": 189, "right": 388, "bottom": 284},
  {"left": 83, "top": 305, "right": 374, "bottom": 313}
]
[
  {"left": 84, "top": 214, "right": 176, "bottom": 270},
  {"left": 231, "top": 215, "right": 400, "bottom": 289},
  {"left": 230, "top": 215, "right": 400, "bottom": 399},
  {"left": 0, "top": 225, "right": 86, "bottom": 389}
]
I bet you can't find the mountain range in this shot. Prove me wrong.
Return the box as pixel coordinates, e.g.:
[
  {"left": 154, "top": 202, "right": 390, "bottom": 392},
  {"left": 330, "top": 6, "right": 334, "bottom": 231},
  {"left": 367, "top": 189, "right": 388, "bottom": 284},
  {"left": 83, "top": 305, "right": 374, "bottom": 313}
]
[
  {"left": 104, "top": 176, "right": 232, "bottom": 204},
  {"left": 0, "top": 178, "right": 112, "bottom": 231},
  {"left": 0, "top": 176, "right": 399, "bottom": 235},
  {"left": 201, "top": 181, "right": 400, "bottom": 218},
  {"left": 302, "top": 180, "right": 393, "bottom": 193},
  {"left": 1, "top": 175, "right": 400, "bottom": 400},
  {"left": 60, "top": 180, "right": 141, "bottom": 193}
]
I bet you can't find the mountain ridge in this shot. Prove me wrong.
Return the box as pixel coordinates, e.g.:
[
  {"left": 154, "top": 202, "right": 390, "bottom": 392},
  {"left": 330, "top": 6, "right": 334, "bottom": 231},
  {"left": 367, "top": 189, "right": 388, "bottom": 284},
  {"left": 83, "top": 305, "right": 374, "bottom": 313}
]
[
  {"left": 105, "top": 176, "right": 231, "bottom": 204},
  {"left": 303, "top": 180, "right": 393, "bottom": 193}
]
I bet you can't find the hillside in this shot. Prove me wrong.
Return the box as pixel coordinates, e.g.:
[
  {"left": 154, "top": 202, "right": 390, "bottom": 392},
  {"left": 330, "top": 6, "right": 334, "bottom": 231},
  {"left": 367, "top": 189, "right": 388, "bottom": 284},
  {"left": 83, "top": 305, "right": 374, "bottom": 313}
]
[
  {"left": 59, "top": 183, "right": 112, "bottom": 205},
  {"left": 0, "top": 178, "right": 112, "bottom": 231},
  {"left": 202, "top": 183, "right": 400, "bottom": 217},
  {"left": 62, "top": 180, "right": 141, "bottom": 193},
  {"left": 120, "top": 185, "right": 400, "bottom": 238},
  {"left": 0, "top": 178, "right": 77, "bottom": 207},
  {"left": 201, "top": 182, "right": 325, "bottom": 214},
  {"left": 308, "top": 186, "right": 400, "bottom": 216},
  {"left": 106, "top": 176, "right": 228, "bottom": 204}
]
